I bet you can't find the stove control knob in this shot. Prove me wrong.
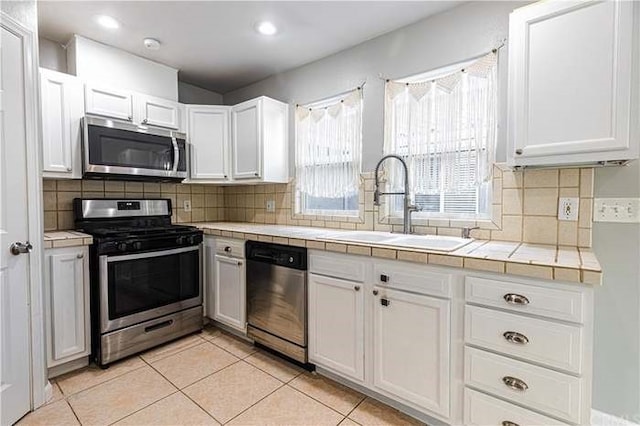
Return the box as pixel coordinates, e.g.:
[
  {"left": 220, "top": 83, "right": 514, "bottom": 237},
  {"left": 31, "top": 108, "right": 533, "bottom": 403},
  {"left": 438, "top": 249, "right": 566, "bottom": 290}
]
[
  {"left": 133, "top": 242, "right": 142, "bottom": 250},
  {"left": 117, "top": 242, "right": 127, "bottom": 252},
  {"left": 176, "top": 236, "right": 185, "bottom": 245},
  {"left": 289, "top": 256, "right": 294, "bottom": 263},
  {"left": 188, "top": 236, "right": 196, "bottom": 245}
]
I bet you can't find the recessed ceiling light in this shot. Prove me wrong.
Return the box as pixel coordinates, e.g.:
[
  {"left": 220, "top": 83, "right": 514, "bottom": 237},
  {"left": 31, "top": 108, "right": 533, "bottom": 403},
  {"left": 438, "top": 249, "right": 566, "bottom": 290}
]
[
  {"left": 255, "top": 21, "right": 277, "bottom": 36},
  {"left": 96, "top": 15, "right": 119, "bottom": 30}
]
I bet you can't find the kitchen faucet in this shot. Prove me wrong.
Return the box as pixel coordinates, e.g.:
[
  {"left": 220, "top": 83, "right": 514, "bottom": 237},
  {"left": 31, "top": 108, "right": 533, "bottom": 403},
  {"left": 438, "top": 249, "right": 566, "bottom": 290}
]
[{"left": 373, "top": 154, "right": 419, "bottom": 234}]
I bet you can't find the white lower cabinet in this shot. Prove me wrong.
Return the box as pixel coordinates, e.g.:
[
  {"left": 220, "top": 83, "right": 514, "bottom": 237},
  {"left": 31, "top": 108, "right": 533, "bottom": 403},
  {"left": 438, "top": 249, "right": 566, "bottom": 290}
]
[
  {"left": 308, "top": 273, "right": 364, "bottom": 382},
  {"left": 44, "top": 246, "right": 90, "bottom": 370},
  {"left": 373, "top": 287, "right": 450, "bottom": 418},
  {"left": 213, "top": 253, "right": 246, "bottom": 332}
]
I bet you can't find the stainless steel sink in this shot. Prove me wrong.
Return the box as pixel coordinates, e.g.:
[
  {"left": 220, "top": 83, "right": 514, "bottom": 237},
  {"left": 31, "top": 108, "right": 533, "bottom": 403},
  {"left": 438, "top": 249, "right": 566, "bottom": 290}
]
[{"left": 319, "top": 231, "right": 471, "bottom": 252}]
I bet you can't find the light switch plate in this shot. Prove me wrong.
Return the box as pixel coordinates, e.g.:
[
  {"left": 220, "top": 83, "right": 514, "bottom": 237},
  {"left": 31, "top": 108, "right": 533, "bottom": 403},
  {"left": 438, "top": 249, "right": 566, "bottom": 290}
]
[
  {"left": 183, "top": 200, "right": 192, "bottom": 212},
  {"left": 558, "top": 197, "right": 579, "bottom": 221},
  {"left": 594, "top": 198, "right": 640, "bottom": 223},
  {"left": 266, "top": 200, "right": 276, "bottom": 212}
]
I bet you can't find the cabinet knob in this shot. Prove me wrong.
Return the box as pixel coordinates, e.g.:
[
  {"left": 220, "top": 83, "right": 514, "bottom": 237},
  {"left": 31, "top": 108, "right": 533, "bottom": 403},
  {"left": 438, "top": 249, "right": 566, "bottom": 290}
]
[
  {"left": 224, "top": 175, "right": 228, "bottom": 179},
  {"left": 380, "top": 298, "right": 390, "bottom": 307},
  {"left": 372, "top": 289, "right": 379, "bottom": 296},
  {"left": 380, "top": 274, "right": 389, "bottom": 283},
  {"left": 142, "top": 118, "right": 148, "bottom": 124},
  {"left": 77, "top": 253, "right": 84, "bottom": 259},
  {"left": 515, "top": 149, "right": 523, "bottom": 155},
  {"left": 503, "top": 293, "right": 529, "bottom": 305},
  {"left": 503, "top": 331, "right": 529, "bottom": 345},
  {"left": 66, "top": 167, "right": 72, "bottom": 172},
  {"left": 127, "top": 116, "right": 133, "bottom": 121},
  {"left": 502, "top": 422, "right": 520, "bottom": 426},
  {"left": 224, "top": 246, "right": 232, "bottom": 253},
  {"left": 254, "top": 172, "right": 259, "bottom": 177},
  {"left": 354, "top": 285, "right": 360, "bottom": 291},
  {"left": 502, "top": 376, "right": 528, "bottom": 392}
]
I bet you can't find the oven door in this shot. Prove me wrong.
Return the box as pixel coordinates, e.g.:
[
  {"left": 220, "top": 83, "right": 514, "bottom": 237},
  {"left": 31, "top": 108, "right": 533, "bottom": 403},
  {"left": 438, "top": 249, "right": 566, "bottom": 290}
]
[
  {"left": 83, "top": 116, "right": 187, "bottom": 180},
  {"left": 99, "top": 245, "right": 202, "bottom": 333}
]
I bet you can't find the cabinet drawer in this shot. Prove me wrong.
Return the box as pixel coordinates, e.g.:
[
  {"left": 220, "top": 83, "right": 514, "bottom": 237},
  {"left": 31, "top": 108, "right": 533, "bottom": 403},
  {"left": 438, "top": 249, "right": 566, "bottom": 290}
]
[
  {"left": 215, "top": 238, "right": 245, "bottom": 258},
  {"left": 464, "top": 388, "right": 568, "bottom": 426},
  {"left": 374, "top": 261, "right": 451, "bottom": 298},
  {"left": 465, "top": 347, "right": 583, "bottom": 423},
  {"left": 465, "top": 305, "right": 583, "bottom": 374},
  {"left": 465, "top": 276, "right": 585, "bottom": 323},
  {"left": 309, "top": 252, "right": 365, "bottom": 283}
]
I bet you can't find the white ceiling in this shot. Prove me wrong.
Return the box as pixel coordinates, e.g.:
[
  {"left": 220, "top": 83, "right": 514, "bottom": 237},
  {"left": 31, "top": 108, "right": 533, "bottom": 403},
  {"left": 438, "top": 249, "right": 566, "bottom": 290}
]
[{"left": 37, "top": 1, "right": 462, "bottom": 93}]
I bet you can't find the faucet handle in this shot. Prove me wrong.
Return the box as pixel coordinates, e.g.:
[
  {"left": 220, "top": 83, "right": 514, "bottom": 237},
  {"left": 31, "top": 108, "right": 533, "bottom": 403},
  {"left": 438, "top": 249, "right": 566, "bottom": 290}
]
[
  {"left": 462, "top": 226, "right": 480, "bottom": 239},
  {"left": 407, "top": 203, "right": 421, "bottom": 212}
]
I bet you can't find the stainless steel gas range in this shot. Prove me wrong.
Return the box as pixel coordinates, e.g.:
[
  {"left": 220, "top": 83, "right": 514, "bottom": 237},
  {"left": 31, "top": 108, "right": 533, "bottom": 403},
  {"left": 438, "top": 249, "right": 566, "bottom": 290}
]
[{"left": 74, "top": 198, "right": 203, "bottom": 366}]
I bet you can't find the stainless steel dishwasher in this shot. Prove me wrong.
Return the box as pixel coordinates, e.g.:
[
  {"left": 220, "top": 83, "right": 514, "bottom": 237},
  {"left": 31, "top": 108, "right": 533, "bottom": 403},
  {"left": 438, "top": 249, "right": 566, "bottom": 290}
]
[{"left": 246, "top": 241, "right": 308, "bottom": 363}]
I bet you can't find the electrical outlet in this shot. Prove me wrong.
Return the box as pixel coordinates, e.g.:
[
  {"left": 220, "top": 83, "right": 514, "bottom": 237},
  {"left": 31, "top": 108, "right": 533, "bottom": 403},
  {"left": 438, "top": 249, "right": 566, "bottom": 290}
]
[
  {"left": 266, "top": 200, "right": 276, "bottom": 212},
  {"left": 594, "top": 198, "right": 640, "bottom": 223},
  {"left": 183, "top": 200, "right": 192, "bottom": 212},
  {"left": 558, "top": 197, "right": 579, "bottom": 221}
]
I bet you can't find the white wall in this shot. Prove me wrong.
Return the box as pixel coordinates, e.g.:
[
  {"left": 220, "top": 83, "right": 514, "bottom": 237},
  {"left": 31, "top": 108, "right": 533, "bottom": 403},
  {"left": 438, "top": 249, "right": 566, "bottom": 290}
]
[
  {"left": 178, "top": 81, "right": 223, "bottom": 105},
  {"left": 68, "top": 35, "right": 179, "bottom": 101},
  {"left": 39, "top": 37, "right": 66, "bottom": 73},
  {"left": 223, "top": 1, "right": 640, "bottom": 420}
]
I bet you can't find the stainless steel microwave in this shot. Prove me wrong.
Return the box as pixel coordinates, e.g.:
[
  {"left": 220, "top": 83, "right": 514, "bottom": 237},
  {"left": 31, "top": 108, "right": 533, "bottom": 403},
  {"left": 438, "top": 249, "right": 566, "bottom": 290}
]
[{"left": 82, "top": 116, "right": 188, "bottom": 182}]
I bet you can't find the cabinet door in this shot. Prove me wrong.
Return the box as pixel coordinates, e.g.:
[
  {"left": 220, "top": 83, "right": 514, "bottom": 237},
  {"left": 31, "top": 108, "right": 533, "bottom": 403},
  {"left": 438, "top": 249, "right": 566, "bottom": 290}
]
[
  {"left": 136, "top": 94, "right": 180, "bottom": 129},
  {"left": 308, "top": 274, "right": 365, "bottom": 382},
  {"left": 85, "top": 83, "right": 134, "bottom": 121},
  {"left": 373, "top": 287, "right": 450, "bottom": 417},
  {"left": 46, "top": 248, "right": 89, "bottom": 365},
  {"left": 231, "top": 98, "right": 262, "bottom": 179},
  {"left": 203, "top": 237, "right": 216, "bottom": 319},
  {"left": 509, "top": 1, "right": 635, "bottom": 165},
  {"left": 187, "top": 106, "right": 230, "bottom": 181},
  {"left": 214, "top": 254, "right": 246, "bottom": 331},
  {"left": 40, "top": 69, "right": 84, "bottom": 178}
]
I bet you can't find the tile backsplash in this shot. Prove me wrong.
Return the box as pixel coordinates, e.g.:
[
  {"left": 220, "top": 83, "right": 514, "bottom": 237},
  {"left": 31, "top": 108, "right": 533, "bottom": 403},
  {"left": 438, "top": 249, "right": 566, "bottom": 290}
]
[
  {"left": 222, "top": 164, "right": 594, "bottom": 247},
  {"left": 43, "top": 164, "right": 594, "bottom": 247},
  {"left": 42, "top": 179, "right": 224, "bottom": 231}
]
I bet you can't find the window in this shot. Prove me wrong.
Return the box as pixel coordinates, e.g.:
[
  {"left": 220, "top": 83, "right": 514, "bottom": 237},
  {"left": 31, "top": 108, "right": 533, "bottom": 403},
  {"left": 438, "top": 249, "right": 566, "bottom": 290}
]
[
  {"left": 295, "top": 89, "right": 362, "bottom": 216},
  {"left": 384, "top": 52, "right": 497, "bottom": 219}
]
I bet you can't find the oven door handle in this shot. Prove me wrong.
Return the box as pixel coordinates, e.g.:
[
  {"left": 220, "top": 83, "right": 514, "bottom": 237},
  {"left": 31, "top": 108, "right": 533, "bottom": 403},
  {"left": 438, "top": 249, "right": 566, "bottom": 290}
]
[
  {"left": 104, "top": 245, "right": 199, "bottom": 263},
  {"left": 171, "top": 136, "right": 179, "bottom": 173}
]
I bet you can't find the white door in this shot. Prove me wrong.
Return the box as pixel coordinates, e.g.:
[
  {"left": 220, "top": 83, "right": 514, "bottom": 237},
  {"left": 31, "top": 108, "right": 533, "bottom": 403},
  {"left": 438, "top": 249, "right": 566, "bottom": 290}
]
[
  {"left": 214, "top": 254, "right": 246, "bottom": 331},
  {"left": 45, "top": 248, "right": 90, "bottom": 366},
  {"left": 40, "top": 68, "right": 84, "bottom": 178},
  {"left": 85, "top": 83, "right": 133, "bottom": 121},
  {"left": 373, "top": 287, "right": 450, "bottom": 417},
  {"left": 0, "top": 20, "right": 36, "bottom": 425},
  {"left": 308, "top": 273, "right": 364, "bottom": 381},
  {"left": 231, "top": 98, "right": 262, "bottom": 179},
  {"left": 136, "top": 94, "right": 180, "bottom": 129},
  {"left": 203, "top": 236, "right": 216, "bottom": 319},
  {"left": 187, "top": 106, "right": 230, "bottom": 181},
  {"left": 508, "top": 0, "right": 635, "bottom": 165}
]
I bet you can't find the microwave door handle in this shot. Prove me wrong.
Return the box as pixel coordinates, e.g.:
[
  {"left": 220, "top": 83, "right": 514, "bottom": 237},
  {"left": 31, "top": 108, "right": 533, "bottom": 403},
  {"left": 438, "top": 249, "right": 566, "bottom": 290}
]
[{"left": 171, "top": 137, "right": 179, "bottom": 172}]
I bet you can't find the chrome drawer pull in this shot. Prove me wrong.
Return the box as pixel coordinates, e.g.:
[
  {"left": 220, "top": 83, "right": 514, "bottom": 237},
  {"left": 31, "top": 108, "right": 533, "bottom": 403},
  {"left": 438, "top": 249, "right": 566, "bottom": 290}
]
[
  {"left": 503, "top": 293, "right": 530, "bottom": 305},
  {"left": 502, "top": 376, "right": 528, "bottom": 391},
  {"left": 503, "top": 331, "right": 529, "bottom": 345},
  {"left": 502, "top": 422, "right": 520, "bottom": 426}
]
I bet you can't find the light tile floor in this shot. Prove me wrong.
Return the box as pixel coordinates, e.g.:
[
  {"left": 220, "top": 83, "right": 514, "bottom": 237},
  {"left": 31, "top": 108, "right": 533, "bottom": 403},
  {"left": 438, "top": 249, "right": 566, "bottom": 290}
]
[{"left": 18, "top": 326, "right": 425, "bottom": 426}]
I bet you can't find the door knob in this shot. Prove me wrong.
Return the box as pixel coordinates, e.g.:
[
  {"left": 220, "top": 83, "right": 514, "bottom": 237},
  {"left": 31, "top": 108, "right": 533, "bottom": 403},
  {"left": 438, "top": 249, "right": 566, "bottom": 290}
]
[{"left": 10, "top": 241, "right": 32, "bottom": 255}]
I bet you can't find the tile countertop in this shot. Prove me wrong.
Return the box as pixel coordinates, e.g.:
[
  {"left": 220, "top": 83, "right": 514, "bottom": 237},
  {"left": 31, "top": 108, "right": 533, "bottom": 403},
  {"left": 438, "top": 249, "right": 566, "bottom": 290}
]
[
  {"left": 44, "top": 231, "right": 93, "bottom": 248},
  {"left": 190, "top": 222, "right": 602, "bottom": 285}
]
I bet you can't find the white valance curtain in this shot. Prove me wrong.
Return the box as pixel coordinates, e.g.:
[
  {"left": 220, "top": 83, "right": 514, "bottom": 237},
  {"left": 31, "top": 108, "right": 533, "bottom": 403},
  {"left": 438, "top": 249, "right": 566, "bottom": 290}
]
[
  {"left": 383, "top": 52, "right": 498, "bottom": 196},
  {"left": 295, "top": 88, "right": 363, "bottom": 198}
]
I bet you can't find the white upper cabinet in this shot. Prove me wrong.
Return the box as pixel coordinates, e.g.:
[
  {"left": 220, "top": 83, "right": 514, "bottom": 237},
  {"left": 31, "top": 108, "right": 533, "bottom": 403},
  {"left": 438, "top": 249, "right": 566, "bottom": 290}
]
[
  {"left": 135, "top": 93, "right": 180, "bottom": 129},
  {"left": 85, "top": 82, "right": 134, "bottom": 122},
  {"left": 40, "top": 68, "right": 84, "bottom": 178},
  {"left": 508, "top": 0, "right": 638, "bottom": 166},
  {"left": 231, "top": 96, "right": 288, "bottom": 183},
  {"left": 187, "top": 105, "right": 231, "bottom": 182}
]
